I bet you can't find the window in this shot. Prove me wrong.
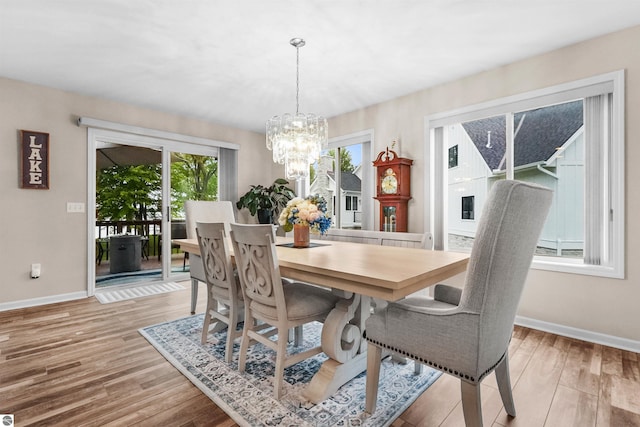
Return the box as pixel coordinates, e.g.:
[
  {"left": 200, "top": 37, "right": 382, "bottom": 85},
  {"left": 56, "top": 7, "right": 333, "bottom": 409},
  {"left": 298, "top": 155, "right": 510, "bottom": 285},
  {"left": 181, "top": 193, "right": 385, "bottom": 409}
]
[
  {"left": 461, "top": 196, "right": 474, "bottom": 220},
  {"left": 345, "top": 196, "right": 358, "bottom": 211},
  {"left": 311, "top": 130, "right": 372, "bottom": 230},
  {"left": 427, "top": 71, "right": 624, "bottom": 278},
  {"left": 448, "top": 145, "right": 458, "bottom": 168}
]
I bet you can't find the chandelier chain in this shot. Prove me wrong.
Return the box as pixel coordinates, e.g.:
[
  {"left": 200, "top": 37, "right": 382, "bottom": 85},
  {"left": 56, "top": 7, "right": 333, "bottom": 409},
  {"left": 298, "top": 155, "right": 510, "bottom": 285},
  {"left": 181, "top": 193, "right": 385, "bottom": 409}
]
[{"left": 295, "top": 44, "right": 300, "bottom": 114}]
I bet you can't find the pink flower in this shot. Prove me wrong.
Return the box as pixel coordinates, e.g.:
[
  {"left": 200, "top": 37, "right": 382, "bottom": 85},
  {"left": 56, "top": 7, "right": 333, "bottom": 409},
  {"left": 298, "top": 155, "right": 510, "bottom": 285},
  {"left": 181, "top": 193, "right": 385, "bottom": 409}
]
[{"left": 298, "top": 208, "right": 310, "bottom": 221}]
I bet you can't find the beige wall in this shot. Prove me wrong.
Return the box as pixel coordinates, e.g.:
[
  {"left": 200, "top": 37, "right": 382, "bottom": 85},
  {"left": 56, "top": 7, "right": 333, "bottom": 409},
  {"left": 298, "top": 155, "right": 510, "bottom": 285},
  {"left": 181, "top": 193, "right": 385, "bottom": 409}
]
[
  {"left": 0, "top": 78, "right": 276, "bottom": 305},
  {"left": 1, "top": 25, "right": 638, "bottom": 346},
  {"left": 329, "top": 25, "right": 640, "bottom": 344}
]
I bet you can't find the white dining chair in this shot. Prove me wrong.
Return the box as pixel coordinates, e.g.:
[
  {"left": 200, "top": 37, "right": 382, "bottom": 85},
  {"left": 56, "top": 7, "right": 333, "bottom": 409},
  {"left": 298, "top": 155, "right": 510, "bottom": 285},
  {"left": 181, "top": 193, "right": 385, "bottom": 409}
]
[
  {"left": 229, "top": 223, "right": 340, "bottom": 399},
  {"left": 195, "top": 222, "right": 243, "bottom": 362},
  {"left": 184, "top": 200, "right": 236, "bottom": 313}
]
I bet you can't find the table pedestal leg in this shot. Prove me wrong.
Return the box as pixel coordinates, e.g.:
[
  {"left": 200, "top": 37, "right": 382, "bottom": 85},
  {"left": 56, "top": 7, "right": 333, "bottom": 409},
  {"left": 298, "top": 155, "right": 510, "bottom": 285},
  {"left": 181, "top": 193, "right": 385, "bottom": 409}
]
[
  {"left": 303, "top": 352, "right": 368, "bottom": 403},
  {"left": 303, "top": 293, "right": 371, "bottom": 403}
]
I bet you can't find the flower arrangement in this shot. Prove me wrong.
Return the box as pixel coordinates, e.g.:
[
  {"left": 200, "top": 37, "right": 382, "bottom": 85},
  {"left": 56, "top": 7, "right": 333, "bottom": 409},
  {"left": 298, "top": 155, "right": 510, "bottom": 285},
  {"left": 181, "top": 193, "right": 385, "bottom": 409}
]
[{"left": 278, "top": 194, "right": 332, "bottom": 235}]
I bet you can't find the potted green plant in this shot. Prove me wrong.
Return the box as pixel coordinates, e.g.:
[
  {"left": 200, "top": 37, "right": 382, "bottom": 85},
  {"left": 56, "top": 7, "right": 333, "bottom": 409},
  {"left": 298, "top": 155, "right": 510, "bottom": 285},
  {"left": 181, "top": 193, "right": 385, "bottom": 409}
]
[{"left": 236, "top": 178, "right": 296, "bottom": 224}]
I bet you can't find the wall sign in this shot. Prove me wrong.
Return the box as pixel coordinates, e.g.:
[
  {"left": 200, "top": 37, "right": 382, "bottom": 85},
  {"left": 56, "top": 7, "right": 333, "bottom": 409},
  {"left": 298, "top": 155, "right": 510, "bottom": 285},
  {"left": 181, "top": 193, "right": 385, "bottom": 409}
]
[{"left": 20, "top": 130, "right": 49, "bottom": 189}]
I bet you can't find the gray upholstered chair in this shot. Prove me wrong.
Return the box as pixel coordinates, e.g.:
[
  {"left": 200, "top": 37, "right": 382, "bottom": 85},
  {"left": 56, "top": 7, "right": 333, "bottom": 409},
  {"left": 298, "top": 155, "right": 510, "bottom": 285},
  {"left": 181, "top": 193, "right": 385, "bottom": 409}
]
[
  {"left": 195, "top": 222, "right": 243, "bottom": 363},
  {"left": 184, "top": 200, "right": 236, "bottom": 313},
  {"left": 364, "top": 180, "right": 553, "bottom": 427},
  {"left": 229, "top": 223, "right": 340, "bottom": 399}
]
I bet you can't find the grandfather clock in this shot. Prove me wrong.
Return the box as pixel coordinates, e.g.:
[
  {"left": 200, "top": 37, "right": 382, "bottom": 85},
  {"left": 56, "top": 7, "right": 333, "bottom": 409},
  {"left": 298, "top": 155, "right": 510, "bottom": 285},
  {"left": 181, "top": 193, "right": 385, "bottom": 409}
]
[{"left": 373, "top": 147, "right": 413, "bottom": 232}]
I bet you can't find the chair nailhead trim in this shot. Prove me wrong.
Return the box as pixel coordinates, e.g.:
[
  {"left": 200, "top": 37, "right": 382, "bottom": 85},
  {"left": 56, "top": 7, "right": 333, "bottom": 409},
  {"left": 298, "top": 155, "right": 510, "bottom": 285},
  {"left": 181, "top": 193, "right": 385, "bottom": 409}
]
[{"left": 363, "top": 333, "right": 509, "bottom": 384}]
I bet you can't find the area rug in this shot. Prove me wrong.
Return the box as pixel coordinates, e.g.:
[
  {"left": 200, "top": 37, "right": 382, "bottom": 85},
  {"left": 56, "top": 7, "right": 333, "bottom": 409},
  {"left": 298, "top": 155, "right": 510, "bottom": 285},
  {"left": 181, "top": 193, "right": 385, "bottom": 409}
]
[
  {"left": 139, "top": 314, "right": 441, "bottom": 427},
  {"left": 95, "top": 282, "right": 185, "bottom": 304}
]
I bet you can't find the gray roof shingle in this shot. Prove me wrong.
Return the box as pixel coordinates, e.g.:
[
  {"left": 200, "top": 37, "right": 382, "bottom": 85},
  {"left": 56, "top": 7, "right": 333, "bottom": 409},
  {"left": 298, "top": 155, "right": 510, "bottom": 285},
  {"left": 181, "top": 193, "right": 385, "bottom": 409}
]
[
  {"left": 462, "top": 100, "right": 583, "bottom": 170},
  {"left": 328, "top": 171, "right": 361, "bottom": 192}
]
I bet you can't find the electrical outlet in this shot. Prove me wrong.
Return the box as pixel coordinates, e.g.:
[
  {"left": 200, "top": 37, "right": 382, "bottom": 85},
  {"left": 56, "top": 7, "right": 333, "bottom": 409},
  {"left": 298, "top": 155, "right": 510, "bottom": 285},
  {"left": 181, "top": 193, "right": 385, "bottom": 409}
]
[
  {"left": 31, "top": 263, "right": 41, "bottom": 279},
  {"left": 66, "top": 202, "right": 85, "bottom": 213}
]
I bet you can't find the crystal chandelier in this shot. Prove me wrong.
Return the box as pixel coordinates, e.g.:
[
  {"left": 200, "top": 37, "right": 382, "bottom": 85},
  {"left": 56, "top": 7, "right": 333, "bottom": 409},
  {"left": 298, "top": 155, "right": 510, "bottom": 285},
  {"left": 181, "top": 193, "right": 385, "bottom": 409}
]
[{"left": 266, "top": 38, "right": 328, "bottom": 181}]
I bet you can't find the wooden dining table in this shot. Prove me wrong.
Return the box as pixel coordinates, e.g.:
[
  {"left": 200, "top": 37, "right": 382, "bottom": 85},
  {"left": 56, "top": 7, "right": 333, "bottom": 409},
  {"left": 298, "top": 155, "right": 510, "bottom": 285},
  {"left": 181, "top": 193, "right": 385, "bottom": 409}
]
[{"left": 175, "top": 236, "right": 469, "bottom": 403}]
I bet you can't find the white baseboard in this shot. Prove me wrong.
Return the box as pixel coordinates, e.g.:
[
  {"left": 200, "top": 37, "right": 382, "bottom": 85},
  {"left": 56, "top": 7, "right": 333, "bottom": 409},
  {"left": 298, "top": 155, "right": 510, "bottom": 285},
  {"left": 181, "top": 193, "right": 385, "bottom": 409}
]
[
  {"left": 515, "top": 315, "right": 640, "bottom": 353},
  {"left": 0, "top": 291, "right": 88, "bottom": 312}
]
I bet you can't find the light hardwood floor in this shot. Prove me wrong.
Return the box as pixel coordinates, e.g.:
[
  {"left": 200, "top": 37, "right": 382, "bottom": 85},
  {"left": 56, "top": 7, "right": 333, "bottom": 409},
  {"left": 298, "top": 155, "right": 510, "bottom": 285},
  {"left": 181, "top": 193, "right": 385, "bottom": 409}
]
[{"left": 1, "top": 282, "right": 638, "bottom": 426}]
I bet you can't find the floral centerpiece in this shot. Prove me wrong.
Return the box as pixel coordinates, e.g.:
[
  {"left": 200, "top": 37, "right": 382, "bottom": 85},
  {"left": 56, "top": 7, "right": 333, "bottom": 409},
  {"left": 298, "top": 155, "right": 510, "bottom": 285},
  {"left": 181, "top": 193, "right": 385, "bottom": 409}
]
[{"left": 278, "top": 194, "right": 332, "bottom": 242}]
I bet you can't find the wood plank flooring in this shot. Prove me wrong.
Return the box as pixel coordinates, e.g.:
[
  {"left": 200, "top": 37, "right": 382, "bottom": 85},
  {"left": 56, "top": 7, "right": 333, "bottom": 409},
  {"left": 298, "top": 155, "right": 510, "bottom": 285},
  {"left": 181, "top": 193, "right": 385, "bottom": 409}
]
[{"left": 1, "top": 282, "right": 638, "bottom": 426}]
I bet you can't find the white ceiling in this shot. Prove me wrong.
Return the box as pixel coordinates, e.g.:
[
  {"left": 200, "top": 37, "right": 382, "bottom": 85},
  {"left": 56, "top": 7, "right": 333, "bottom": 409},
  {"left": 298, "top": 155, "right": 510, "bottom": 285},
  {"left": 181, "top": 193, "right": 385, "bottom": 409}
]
[{"left": 2, "top": 1, "right": 640, "bottom": 133}]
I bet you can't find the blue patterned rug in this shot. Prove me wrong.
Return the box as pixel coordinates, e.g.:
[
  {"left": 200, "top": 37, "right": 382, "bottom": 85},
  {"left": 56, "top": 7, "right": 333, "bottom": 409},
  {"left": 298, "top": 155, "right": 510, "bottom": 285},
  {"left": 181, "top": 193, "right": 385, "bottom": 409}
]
[{"left": 139, "top": 314, "right": 441, "bottom": 427}]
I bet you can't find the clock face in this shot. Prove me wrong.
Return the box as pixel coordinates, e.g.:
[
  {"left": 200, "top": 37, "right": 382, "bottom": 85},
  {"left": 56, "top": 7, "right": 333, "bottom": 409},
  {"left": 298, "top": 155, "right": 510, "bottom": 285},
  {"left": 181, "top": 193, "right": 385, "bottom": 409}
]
[{"left": 381, "top": 168, "right": 398, "bottom": 194}]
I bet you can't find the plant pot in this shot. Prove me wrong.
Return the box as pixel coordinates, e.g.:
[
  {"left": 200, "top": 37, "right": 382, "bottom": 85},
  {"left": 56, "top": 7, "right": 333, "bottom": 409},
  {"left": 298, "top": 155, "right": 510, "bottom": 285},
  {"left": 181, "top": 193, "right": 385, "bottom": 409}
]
[
  {"left": 293, "top": 224, "right": 310, "bottom": 248},
  {"left": 257, "top": 209, "right": 272, "bottom": 224}
]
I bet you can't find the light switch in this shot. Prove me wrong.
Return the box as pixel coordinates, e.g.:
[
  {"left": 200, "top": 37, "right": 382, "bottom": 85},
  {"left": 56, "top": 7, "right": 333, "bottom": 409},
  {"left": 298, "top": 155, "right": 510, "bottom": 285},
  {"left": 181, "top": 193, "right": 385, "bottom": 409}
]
[{"left": 67, "top": 202, "right": 85, "bottom": 213}]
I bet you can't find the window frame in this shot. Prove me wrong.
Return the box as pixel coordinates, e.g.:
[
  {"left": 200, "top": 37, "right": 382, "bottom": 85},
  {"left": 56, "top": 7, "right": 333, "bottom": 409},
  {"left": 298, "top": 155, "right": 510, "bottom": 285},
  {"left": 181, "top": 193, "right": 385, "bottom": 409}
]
[
  {"left": 448, "top": 144, "right": 459, "bottom": 168},
  {"left": 461, "top": 195, "right": 475, "bottom": 220},
  {"left": 321, "top": 130, "right": 374, "bottom": 230},
  {"left": 345, "top": 195, "right": 359, "bottom": 211},
  {"left": 425, "top": 70, "right": 625, "bottom": 279}
]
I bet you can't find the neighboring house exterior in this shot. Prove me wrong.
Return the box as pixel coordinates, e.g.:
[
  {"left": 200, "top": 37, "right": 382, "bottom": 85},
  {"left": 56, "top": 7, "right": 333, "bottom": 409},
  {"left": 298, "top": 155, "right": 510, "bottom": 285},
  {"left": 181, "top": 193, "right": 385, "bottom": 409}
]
[
  {"left": 447, "top": 100, "right": 584, "bottom": 254},
  {"left": 311, "top": 156, "right": 362, "bottom": 229}
]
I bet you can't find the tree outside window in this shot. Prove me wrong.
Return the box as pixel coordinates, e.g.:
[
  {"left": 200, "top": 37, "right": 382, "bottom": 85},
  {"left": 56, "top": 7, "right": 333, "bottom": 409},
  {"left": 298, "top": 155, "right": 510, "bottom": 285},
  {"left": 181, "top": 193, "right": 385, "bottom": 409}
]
[{"left": 96, "top": 153, "right": 218, "bottom": 223}]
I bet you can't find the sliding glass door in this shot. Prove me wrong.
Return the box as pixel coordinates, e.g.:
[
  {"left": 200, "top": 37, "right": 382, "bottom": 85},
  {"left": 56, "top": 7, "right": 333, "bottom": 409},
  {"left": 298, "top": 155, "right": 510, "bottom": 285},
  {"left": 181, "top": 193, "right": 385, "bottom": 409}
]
[
  {"left": 166, "top": 151, "right": 219, "bottom": 281},
  {"left": 92, "top": 132, "right": 219, "bottom": 290},
  {"left": 95, "top": 143, "right": 164, "bottom": 287}
]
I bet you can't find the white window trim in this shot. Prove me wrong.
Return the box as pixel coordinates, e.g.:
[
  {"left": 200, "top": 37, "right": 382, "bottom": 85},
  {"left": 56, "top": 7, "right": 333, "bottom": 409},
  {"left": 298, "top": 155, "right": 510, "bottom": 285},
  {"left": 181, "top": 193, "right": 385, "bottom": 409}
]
[
  {"left": 327, "top": 129, "right": 375, "bottom": 230},
  {"left": 425, "top": 70, "right": 625, "bottom": 279},
  {"left": 80, "top": 117, "right": 239, "bottom": 295},
  {"left": 78, "top": 116, "right": 240, "bottom": 150}
]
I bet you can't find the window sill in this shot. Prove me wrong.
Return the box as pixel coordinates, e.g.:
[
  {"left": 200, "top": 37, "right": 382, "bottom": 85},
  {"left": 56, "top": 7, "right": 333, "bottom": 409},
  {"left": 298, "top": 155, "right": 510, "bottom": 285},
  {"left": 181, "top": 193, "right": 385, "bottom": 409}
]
[{"left": 532, "top": 256, "right": 624, "bottom": 279}]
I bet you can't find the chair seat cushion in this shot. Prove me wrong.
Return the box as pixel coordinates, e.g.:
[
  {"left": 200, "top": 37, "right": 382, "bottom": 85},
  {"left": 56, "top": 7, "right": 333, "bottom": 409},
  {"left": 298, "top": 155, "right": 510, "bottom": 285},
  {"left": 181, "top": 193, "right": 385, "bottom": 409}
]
[{"left": 251, "top": 282, "right": 340, "bottom": 322}]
